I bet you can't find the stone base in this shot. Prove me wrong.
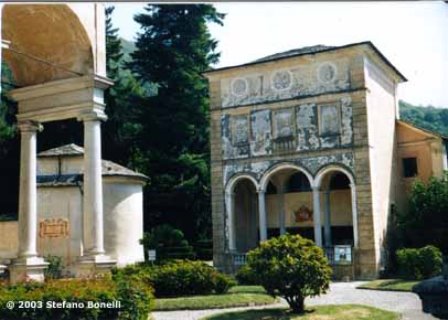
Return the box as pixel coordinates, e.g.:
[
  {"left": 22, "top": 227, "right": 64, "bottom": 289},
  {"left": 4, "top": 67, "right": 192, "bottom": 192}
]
[
  {"left": 74, "top": 254, "right": 116, "bottom": 279},
  {"left": 9, "top": 256, "right": 48, "bottom": 284}
]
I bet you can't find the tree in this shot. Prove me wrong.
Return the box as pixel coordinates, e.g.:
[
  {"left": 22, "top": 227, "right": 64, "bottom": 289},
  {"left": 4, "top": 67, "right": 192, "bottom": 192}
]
[
  {"left": 129, "top": 5, "right": 224, "bottom": 240},
  {"left": 245, "top": 234, "right": 332, "bottom": 314},
  {"left": 397, "top": 174, "right": 448, "bottom": 254}
]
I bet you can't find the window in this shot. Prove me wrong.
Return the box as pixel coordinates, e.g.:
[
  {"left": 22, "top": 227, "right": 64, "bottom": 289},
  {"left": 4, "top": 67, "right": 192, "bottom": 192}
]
[{"left": 402, "top": 157, "right": 418, "bottom": 178}]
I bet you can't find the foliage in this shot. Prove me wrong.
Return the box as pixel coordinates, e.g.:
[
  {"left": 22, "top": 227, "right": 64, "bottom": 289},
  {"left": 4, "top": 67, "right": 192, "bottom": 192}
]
[
  {"left": 235, "top": 264, "right": 259, "bottom": 285},
  {"left": 140, "top": 224, "right": 196, "bottom": 260},
  {"left": 113, "top": 260, "right": 235, "bottom": 298},
  {"left": 129, "top": 5, "right": 224, "bottom": 241},
  {"left": 396, "top": 246, "right": 443, "bottom": 280},
  {"left": 400, "top": 100, "right": 448, "bottom": 137},
  {"left": 0, "top": 278, "right": 153, "bottom": 320},
  {"left": 397, "top": 174, "right": 448, "bottom": 254},
  {"left": 245, "top": 234, "right": 332, "bottom": 314},
  {"left": 44, "top": 255, "right": 63, "bottom": 280},
  {"left": 357, "top": 279, "right": 420, "bottom": 292}
]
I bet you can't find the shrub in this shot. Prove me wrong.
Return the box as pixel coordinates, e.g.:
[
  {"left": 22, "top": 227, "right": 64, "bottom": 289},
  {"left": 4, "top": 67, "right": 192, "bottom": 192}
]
[
  {"left": 235, "top": 264, "right": 258, "bottom": 285},
  {"left": 213, "top": 273, "right": 236, "bottom": 294},
  {"left": 114, "top": 260, "right": 234, "bottom": 298},
  {"left": 140, "top": 225, "right": 196, "bottom": 261},
  {"left": 245, "top": 234, "right": 332, "bottom": 314},
  {"left": 0, "top": 278, "right": 153, "bottom": 320},
  {"left": 44, "top": 255, "right": 63, "bottom": 279},
  {"left": 397, "top": 245, "right": 443, "bottom": 280}
]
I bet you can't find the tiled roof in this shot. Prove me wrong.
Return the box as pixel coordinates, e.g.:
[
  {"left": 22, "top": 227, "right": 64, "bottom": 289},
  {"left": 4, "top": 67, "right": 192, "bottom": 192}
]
[
  {"left": 37, "top": 144, "right": 148, "bottom": 182},
  {"left": 252, "top": 45, "right": 335, "bottom": 63},
  {"left": 38, "top": 144, "right": 84, "bottom": 157}
]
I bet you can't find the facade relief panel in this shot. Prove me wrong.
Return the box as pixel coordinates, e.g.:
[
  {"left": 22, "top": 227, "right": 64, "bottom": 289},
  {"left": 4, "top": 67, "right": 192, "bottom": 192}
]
[
  {"left": 220, "top": 59, "right": 350, "bottom": 108},
  {"left": 221, "top": 96, "right": 354, "bottom": 160}
]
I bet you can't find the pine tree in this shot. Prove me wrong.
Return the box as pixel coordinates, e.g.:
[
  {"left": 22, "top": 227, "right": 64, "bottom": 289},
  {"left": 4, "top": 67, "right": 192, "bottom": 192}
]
[{"left": 130, "top": 5, "right": 224, "bottom": 240}]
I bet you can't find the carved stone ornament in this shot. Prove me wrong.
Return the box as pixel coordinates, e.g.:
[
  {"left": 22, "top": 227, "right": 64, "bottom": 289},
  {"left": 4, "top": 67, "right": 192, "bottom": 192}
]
[
  {"left": 231, "top": 78, "right": 248, "bottom": 97},
  {"left": 272, "top": 70, "right": 292, "bottom": 91},
  {"left": 318, "top": 63, "right": 337, "bottom": 83},
  {"left": 294, "top": 205, "right": 313, "bottom": 222},
  {"left": 39, "top": 218, "right": 69, "bottom": 238}
]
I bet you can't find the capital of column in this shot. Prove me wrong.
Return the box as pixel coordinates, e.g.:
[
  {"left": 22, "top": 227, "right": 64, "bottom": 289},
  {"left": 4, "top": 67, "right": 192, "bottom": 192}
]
[
  {"left": 311, "top": 185, "right": 321, "bottom": 192},
  {"left": 17, "top": 120, "right": 43, "bottom": 133},
  {"left": 257, "top": 188, "right": 266, "bottom": 194},
  {"left": 77, "top": 110, "right": 107, "bottom": 122}
]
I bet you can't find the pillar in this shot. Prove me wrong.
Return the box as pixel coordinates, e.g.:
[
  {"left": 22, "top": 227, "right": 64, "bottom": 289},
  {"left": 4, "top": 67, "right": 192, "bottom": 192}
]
[
  {"left": 75, "top": 111, "right": 115, "bottom": 276},
  {"left": 225, "top": 191, "right": 236, "bottom": 251},
  {"left": 257, "top": 190, "right": 267, "bottom": 241},
  {"left": 9, "top": 121, "right": 48, "bottom": 283},
  {"left": 324, "top": 190, "right": 332, "bottom": 247},
  {"left": 350, "top": 183, "right": 359, "bottom": 248},
  {"left": 312, "top": 186, "right": 323, "bottom": 246}
]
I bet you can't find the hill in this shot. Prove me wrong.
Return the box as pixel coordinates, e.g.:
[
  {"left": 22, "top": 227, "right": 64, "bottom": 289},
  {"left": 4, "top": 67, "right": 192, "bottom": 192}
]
[{"left": 399, "top": 101, "right": 448, "bottom": 137}]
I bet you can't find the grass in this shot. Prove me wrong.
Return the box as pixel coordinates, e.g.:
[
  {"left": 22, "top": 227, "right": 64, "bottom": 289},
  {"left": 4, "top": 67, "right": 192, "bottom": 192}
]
[
  {"left": 201, "top": 304, "right": 399, "bottom": 320},
  {"left": 357, "top": 279, "right": 419, "bottom": 292},
  {"left": 154, "top": 286, "right": 277, "bottom": 311}
]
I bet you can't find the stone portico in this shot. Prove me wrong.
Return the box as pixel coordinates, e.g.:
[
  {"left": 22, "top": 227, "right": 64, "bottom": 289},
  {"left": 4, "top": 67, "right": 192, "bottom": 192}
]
[
  {"left": 0, "top": 4, "right": 116, "bottom": 283},
  {"left": 204, "top": 42, "right": 409, "bottom": 279}
]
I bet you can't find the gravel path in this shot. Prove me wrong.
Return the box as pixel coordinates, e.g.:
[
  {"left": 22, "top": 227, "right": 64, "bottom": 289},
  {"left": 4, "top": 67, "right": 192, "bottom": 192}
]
[{"left": 152, "top": 281, "right": 436, "bottom": 320}]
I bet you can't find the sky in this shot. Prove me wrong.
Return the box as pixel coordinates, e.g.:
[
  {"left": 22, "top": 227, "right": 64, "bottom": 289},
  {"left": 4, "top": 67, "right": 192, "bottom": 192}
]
[{"left": 112, "top": 1, "right": 448, "bottom": 108}]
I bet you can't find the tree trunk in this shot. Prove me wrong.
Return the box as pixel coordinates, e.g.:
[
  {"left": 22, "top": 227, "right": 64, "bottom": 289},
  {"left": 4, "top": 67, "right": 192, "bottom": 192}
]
[{"left": 289, "top": 296, "right": 305, "bottom": 314}]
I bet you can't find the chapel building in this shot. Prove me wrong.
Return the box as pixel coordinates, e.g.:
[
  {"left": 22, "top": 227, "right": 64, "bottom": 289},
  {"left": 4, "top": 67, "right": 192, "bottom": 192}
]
[{"left": 204, "top": 41, "right": 448, "bottom": 279}]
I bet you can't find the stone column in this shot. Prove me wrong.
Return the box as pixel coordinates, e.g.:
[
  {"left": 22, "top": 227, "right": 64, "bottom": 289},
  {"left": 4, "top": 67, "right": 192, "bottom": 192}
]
[
  {"left": 324, "top": 190, "right": 332, "bottom": 247},
  {"left": 350, "top": 183, "right": 359, "bottom": 248},
  {"left": 10, "top": 121, "right": 48, "bottom": 284},
  {"left": 312, "top": 186, "right": 323, "bottom": 247},
  {"left": 76, "top": 111, "right": 115, "bottom": 276},
  {"left": 257, "top": 190, "right": 267, "bottom": 242},
  {"left": 225, "top": 191, "right": 236, "bottom": 251}
]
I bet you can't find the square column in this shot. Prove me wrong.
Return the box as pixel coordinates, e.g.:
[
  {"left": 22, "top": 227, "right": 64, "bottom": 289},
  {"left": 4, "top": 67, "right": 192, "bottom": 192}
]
[
  {"left": 257, "top": 190, "right": 267, "bottom": 241},
  {"left": 225, "top": 191, "right": 236, "bottom": 251},
  {"left": 312, "top": 186, "right": 323, "bottom": 247},
  {"left": 9, "top": 121, "right": 48, "bottom": 284},
  {"left": 75, "top": 111, "right": 115, "bottom": 277}
]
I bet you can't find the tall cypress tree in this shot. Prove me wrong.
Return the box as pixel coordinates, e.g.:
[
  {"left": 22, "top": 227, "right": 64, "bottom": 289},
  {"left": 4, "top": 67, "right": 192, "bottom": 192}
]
[{"left": 130, "top": 5, "right": 224, "bottom": 240}]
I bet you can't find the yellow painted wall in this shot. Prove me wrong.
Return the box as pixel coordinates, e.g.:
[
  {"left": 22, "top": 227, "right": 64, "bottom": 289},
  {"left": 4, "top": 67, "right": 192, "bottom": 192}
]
[
  {"left": 266, "top": 190, "right": 352, "bottom": 228},
  {"left": 0, "top": 221, "right": 18, "bottom": 261}
]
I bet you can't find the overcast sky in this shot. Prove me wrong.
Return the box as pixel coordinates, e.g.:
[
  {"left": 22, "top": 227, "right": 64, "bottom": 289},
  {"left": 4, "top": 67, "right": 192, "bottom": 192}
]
[{"left": 112, "top": 1, "right": 448, "bottom": 108}]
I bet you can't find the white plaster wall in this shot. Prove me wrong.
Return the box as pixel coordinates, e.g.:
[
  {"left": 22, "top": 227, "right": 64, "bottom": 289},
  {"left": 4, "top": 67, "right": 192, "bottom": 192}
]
[
  {"left": 37, "top": 186, "right": 83, "bottom": 267},
  {"left": 364, "top": 56, "right": 398, "bottom": 268},
  {"left": 103, "top": 178, "right": 145, "bottom": 266},
  {"left": 0, "top": 221, "right": 18, "bottom": 262}
]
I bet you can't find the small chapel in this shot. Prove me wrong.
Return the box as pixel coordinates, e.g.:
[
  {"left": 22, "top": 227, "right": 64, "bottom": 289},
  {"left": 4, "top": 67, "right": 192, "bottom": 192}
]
[{"left": 204, "top": 41, "right": 448, "bottom": 279}]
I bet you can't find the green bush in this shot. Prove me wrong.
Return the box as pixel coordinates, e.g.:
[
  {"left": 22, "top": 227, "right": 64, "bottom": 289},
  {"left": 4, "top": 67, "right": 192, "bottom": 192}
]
[
  {"left": 213, "top": 273, "right": 236, "bottom": 294},
  {"left": 245, "top": 234, "right": 332, "bottom": 314},
  {"left": 114, "top": 260, "right": 234, "bottom": 298},
  {"left": 0, "top": 278, "right": 153, "bottom": 320},
  {"left": 397, "top": 245, "right": 443, "bottom": 280},
  {"left": 44, "top": 255, "right": 63, "bottom": 279},
  {"left": 140, "top": 225, "right": 196, "bottom": 261},
  {"left": 235, "top": 264, "right": 258, "bottom": 285}
]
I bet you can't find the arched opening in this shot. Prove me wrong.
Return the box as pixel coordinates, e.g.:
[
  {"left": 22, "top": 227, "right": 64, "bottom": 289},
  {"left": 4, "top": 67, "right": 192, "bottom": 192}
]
[
  {"left": 264, "top": 167, "right": 314, "bottom": 241},
  {"left": 2, "top": 4, "right": 93, "bottom": 87},
  {"left": 233, "top": 178, "right": 258, "bottom": 253},
  {"left": 319, "top": 170, "right": 354, "bottom": 247}
]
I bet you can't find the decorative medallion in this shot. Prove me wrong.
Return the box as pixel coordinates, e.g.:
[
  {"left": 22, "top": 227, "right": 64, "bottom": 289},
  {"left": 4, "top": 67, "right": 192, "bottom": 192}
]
[
  {"left": 272, "top": 70, "right": 292, "bottom": 91},
  {"left": 39, "top": 218, "right": 69, "bottom": 238},
  {"left": 294, "top": 205, "right": 313, "bottom": 222},
  {"left": 231, "top": 78, "right": 248, "bottom": 97},
  {"left": 318, "top": 62, "right": 337, "bottom": 83}
]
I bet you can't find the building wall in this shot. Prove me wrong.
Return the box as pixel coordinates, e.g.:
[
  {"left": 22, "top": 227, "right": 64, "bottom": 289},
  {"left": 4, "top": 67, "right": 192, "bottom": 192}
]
[
  {"left": 0, "top": 221, "right": 18, "bottom": 262},
  {"left": 363, "top": 56, "right": 398, "bottom": 274}
]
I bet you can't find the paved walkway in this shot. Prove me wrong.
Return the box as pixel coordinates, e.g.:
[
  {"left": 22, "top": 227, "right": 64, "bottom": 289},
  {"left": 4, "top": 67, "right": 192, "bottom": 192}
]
[{"left": 152, "top": 282, "right": 436, "bottom": 320}]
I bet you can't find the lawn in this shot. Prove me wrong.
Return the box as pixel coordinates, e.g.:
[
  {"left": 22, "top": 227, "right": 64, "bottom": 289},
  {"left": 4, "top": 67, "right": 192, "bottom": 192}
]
[
  {"left": 154, "top": 286, "right": 277, "bottom": 311},
  {"left": 357, "top": 279, "right": 419, "bottom": 292},
  {"left": 201, "top": 305, "right": 399, "bottom": 320}
]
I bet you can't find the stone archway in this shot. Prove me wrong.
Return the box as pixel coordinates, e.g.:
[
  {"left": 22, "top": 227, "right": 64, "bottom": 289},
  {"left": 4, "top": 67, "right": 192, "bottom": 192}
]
[{"left": 1, "top": 4, "right": 114, "bottom": 283}]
